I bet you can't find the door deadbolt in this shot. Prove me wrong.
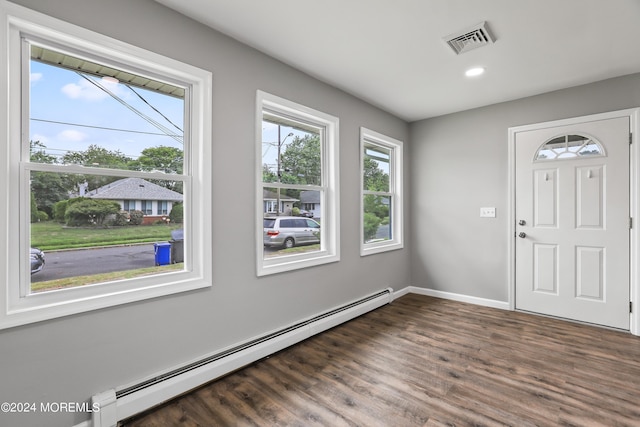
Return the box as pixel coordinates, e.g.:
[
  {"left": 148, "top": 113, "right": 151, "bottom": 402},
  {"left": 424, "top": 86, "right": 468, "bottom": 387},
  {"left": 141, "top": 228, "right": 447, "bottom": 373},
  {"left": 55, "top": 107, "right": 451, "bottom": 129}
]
[{"left": 518, "top": 220, "right": 526, "bottom": 226}]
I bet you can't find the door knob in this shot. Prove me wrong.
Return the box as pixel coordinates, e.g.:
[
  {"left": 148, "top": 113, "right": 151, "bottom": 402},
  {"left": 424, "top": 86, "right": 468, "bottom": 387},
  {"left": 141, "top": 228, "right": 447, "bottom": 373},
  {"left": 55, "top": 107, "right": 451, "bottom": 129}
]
[{"left": 519, "top": 232, "right": 527, "bottom": 238}]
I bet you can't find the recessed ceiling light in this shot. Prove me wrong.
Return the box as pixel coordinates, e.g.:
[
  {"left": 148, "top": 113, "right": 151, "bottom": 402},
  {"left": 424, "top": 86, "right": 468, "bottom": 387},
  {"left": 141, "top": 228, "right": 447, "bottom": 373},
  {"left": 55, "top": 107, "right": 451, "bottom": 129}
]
[{"left": 465, "top": 67, "right": 485, "bottom": 77}]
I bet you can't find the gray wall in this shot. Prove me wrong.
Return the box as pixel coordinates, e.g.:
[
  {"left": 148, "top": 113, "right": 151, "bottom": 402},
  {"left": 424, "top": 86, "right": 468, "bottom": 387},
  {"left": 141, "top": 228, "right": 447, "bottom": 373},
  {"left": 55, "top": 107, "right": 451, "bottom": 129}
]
[
  {"left": 410, "top": 73, "right": 640, "bottom": 302},
  {"left": 0, "top": 1, "right": 410, "bottom": 426}
]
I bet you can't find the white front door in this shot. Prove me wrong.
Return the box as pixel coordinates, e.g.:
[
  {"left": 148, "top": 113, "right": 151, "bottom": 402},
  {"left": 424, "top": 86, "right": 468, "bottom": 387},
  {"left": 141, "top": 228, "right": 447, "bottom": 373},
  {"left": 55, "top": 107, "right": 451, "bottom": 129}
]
[{"left": 515, "top": 115, "right": 630, "bottom": 330}]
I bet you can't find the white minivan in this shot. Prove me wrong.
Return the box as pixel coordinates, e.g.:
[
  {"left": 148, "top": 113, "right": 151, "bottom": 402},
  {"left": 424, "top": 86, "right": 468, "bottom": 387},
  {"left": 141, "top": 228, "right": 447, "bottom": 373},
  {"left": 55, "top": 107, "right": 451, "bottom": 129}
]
[{"left": 263, "top": 216, "right": 321, "bottom": 248}]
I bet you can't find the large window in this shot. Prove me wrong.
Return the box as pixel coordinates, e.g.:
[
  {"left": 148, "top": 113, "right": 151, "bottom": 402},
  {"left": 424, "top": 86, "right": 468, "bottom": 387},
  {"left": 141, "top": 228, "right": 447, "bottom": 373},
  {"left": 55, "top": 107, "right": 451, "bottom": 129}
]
[
  {"left": 360, "top": 128, "right": 403, "bottom": 255},
  {"left": 0, "top": 3, "right": 212, "bottom": 328},
  {"left": 256, "top": 91, "right": 340, "bottom": 275}
]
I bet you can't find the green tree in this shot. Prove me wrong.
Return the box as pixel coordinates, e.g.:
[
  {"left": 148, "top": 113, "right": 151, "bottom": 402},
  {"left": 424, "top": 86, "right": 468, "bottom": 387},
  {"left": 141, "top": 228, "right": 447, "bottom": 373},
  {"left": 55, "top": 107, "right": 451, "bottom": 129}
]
[
  {"left": 30, "top": 171, "right": 69, "bottom": 218},
  {"left": 62, "top": 144, "right": 132, "bottom": 191},
  {"left": 30, "top": 140, "right": 57, "bottom": 164},
  {"left": 130, "top": 146, "right": 184, "bottom": 192},
  {"left": 363, "top": 157, "right": 389, "bottom": 192},
  {"left": 364, "top": 194, "right": 389, "bottom": 220},
  {"left": 262, "top": 165, "right": 277, "bottom": 183},
  {"left": 131, "top": 146, "right": 183, "bottom": 174},
  {"left": 280, "top": 135, "right": 321, "bottom": 185},
  {"left": 30, "top": 192, "right": 39, "bottom": 223},
  {"left": 62, "top": 144, "right": 130, "bottom": 169},
  {"left": 363, "top": 211, "right": 382, "bottom": 242},
  {"left": 53, "top": 200, "right": 69, "bottom": 223},
  {"left": 29, "top": 140, "right": 69, "bottom": 218},
  {"left": 362, "top": 157, "right": 391, "bottom": 242}
]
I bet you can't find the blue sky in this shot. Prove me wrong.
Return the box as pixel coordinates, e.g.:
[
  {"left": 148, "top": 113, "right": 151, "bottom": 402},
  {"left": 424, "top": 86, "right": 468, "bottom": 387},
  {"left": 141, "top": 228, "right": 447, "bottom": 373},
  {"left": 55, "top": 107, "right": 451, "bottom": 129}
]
[
  {"left": 261, "top": 121, "right": 312, "bottom": 174},
  {"left": 29, "top": 59, "right": 184, "bottom": 162}
]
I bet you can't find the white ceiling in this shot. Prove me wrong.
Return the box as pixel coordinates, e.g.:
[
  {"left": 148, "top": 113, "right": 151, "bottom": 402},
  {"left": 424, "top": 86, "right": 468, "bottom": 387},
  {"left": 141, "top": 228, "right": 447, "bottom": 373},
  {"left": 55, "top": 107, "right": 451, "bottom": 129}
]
[{"left": 155, "top": 0, "right": 640, "bottom": 122}]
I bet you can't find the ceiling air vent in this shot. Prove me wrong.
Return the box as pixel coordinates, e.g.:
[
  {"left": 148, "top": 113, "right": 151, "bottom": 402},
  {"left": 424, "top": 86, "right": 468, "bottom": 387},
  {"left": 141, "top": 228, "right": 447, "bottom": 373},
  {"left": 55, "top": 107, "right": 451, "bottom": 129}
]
[{"left": 443, "top": 21, "right": 494, "bottom": 55}]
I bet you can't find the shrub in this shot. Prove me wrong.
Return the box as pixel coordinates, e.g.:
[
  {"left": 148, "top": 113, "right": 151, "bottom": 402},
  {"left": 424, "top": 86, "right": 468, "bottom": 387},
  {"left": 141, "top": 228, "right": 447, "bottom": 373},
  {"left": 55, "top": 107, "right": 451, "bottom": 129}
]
[
  {"left": 53, "top": 200, "right": 68, "bottom": 222},
  {"left": 169, "top": 203, "right": 183, "bottom": 224},
  {"left": 128, "top": 210, "right": 144, "bottom": 225},
  {"left": 292, "top": 207, "right": 301, "bottom": 216},
  {"left": 363, "top": 212, "right": 382, "bottom": 243},
  {"left": 37, "top": 211, "right": 49, "bottom": 222},
  {"left": 65, "top": 199, "right": 120, "bottom": 226},
  {"left": 112, "top": 211, "right": 131, "bottom": 226}
]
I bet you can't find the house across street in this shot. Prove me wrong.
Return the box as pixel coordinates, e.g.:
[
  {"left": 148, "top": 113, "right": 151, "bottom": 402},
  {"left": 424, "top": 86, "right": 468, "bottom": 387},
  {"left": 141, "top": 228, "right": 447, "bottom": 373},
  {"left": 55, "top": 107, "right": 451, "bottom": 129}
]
[{"left": 84, "top": 177, "right": 182, "bottom": 225}]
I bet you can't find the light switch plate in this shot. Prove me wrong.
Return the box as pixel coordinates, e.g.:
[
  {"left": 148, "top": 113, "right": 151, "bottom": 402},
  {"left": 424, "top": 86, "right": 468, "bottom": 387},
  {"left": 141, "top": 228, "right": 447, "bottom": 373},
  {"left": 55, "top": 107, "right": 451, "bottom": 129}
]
[{"left": 480, "top": 207, "right": 496, "bottom": 218}]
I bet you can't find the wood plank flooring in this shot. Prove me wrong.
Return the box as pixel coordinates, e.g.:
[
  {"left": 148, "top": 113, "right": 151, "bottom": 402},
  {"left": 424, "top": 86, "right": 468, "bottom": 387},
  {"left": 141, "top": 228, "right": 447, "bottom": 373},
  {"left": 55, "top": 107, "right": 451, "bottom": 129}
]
[{"left": 121, "top": 294, "right": 640, "bottom": 426}]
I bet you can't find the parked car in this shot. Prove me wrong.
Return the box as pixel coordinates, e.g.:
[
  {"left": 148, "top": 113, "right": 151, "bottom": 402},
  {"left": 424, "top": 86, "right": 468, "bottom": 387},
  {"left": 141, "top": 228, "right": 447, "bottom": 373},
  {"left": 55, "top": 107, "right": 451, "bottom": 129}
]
[
  {"left": 298, "top": 209, "right": 314, "bottom": 218},
  {"left": 263, "top": 216, "right": 320, "bottom": 249},
  {"left": 30, "top": 247, "right": 45, "bottom": 274}
]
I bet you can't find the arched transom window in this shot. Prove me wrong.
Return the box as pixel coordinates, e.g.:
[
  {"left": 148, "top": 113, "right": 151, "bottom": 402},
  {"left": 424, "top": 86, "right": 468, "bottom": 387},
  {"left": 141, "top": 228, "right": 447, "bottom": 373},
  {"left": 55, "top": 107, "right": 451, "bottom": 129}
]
[{"left": 534, "top": 134, "right": 605, "bottom": 161}]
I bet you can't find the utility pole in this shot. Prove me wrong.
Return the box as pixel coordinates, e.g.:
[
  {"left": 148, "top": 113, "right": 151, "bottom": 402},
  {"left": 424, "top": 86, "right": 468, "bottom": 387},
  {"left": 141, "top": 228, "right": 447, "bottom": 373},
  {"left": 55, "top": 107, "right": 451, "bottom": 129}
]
[{"left": 276, "top": 126, "right": 293, "bottom": 215}]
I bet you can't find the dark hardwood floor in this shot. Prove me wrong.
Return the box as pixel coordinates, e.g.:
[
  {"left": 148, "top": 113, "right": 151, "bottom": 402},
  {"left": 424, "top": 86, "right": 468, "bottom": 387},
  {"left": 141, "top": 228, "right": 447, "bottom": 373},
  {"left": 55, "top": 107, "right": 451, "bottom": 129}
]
[{"left": 121, "top": 294, "right": 640, "bottom": 426}]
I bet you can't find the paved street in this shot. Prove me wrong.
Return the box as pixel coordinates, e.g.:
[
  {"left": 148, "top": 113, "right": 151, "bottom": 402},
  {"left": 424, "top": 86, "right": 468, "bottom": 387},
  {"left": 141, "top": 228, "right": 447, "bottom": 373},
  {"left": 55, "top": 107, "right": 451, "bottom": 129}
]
[{"left": 31, "top": 244, "right": 161, "bottom": 282}]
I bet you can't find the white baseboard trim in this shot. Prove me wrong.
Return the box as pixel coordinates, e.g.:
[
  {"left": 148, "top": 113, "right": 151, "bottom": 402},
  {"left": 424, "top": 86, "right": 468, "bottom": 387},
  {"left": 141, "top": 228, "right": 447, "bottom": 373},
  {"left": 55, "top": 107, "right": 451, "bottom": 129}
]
[
  {"left": 75, "top": 286, "right": 510, "bottom": 427},
  {"left": 77, "top": 288, "right": 393, "bottom": 427},
  {"left": 396, "top": 286, "right": 510, "bottom": 311},
  {"left": 391, "top": 286, "right": 412, "bottom": 300}
]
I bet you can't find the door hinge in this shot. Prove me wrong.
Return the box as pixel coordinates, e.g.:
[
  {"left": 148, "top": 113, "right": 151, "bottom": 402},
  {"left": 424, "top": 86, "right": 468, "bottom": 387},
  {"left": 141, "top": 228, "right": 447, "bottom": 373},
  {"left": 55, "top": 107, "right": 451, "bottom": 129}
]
[
  {"left": 630, "top": 302, "right": 633, "bottom": 314},
  {"left": 630, "top": 133, "right": 633, "bottom": 145},
  {"left": 630, "top": 217, "right": 633, "bottom": 229}
]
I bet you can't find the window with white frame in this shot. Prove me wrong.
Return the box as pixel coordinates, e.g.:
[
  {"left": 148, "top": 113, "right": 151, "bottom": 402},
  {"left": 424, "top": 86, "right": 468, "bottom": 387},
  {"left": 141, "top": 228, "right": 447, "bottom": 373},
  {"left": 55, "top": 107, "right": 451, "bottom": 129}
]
[
  {"left": 0, "top": 3, "right": 212, "bottom": 329},
  {"left": 141, "top": 200, "right": 153, "bottom": 215},
  {"left": 360, "top": 128, "right": 403, "bottom": 255},
  {"left": 158, "top": 200, "right": 168, "bottom": 215},
  {"left": 256, "top": 91, "right": 340, "bottom": 276}
]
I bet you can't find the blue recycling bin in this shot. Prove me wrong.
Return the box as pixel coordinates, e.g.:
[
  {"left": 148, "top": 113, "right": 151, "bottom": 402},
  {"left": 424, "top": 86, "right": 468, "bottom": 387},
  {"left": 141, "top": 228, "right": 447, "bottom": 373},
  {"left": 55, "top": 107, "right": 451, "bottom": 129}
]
[{"left": 154, "top": 242, "right": 172, "bottom": 266}]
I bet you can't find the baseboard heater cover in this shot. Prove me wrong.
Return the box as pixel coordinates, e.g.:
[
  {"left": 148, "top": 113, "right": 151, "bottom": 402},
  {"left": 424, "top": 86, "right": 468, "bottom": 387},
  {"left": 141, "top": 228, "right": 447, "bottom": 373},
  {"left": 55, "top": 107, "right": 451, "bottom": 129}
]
[{"left": 91, "top": 288, "right": 393, "bottom": 427}]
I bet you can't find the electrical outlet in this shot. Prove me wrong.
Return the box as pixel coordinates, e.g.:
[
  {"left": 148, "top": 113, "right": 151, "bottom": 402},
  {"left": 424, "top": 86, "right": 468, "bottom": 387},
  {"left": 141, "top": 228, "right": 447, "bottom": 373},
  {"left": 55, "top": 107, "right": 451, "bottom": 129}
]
[{"left": 480, "top": 207, "right": 496, "bottom": 218}]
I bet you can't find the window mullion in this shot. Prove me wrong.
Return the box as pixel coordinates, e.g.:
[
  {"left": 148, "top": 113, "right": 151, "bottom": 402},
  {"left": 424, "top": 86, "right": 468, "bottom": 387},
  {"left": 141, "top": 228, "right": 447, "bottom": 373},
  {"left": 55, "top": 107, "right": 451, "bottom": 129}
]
[
  {"left": 364, "top": 190, "right": 393, "bottom": 197},
  {"left": 24, "top": 162, "right": 189, "bottom": 182}
]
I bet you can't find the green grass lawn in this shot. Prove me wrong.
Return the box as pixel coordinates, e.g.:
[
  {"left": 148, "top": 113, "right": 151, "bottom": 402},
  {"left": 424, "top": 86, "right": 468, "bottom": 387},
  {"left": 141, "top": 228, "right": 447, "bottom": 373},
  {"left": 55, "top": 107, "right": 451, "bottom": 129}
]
[
  {"left": 31, "top": 221, "right": 182, "bottom": 250},
  {"left": 31, "top": 263, "right": 183, "bottom": 292}
]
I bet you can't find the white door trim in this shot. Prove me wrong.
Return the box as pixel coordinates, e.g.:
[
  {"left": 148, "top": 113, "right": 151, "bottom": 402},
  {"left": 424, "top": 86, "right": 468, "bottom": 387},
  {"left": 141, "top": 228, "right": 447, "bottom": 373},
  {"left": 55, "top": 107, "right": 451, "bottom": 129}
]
[{"left": 508, "top": 108, "right": 640, "bottom": 335}]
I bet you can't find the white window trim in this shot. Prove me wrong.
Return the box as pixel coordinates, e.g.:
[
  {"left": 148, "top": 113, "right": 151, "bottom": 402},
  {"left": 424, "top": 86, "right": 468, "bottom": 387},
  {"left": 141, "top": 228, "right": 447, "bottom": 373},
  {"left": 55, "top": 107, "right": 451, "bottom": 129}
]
[
  {"left": 360, "top": 127, "right": 404, "bottom": 256},
  {"left": 256, "top": 91, "right": 340, "bottom": 276},
  {"left": 0, "top": 1, "right": 212, "bottom": 329}
]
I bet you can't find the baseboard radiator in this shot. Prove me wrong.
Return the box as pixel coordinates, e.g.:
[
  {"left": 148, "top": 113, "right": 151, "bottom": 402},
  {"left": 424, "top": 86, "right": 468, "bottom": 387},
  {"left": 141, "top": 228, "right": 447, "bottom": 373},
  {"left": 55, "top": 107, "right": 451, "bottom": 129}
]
[{"left": 89, "top": 288, "right": 394, "bottom": 427}]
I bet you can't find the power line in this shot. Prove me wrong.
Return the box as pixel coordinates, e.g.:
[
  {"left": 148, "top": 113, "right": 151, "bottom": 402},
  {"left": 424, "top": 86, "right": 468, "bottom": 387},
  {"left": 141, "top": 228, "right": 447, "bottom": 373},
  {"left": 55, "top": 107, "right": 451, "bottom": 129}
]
[
  {"left": 126, "top": 85, "right": 183, "bottom": 134},
  {"left": 77, "top": 73, "right": 183, "bottom": 144},
  {"left": 30, "top": 118, "right": 182, "bottom": 138}
]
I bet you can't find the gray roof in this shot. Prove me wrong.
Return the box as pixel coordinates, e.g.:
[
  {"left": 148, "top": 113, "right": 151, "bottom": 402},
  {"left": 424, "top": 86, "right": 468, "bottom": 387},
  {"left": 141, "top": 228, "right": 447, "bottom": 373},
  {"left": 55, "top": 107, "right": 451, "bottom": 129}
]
[
  {"left": 300, "top": 190, "right": 320, "bottom": 204},
  {"left": 87, "top": 177, "right": 183, "bottom": 202}
]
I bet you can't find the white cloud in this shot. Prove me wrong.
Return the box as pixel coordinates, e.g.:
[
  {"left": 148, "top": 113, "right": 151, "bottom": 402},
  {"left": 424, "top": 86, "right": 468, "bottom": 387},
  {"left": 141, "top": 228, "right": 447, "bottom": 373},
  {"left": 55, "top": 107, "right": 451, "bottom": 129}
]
[
  {"left": 61, "top": 77, "right": 126, "bottom": 101},
  {"left": 58, "top": 129, "right": 88, "bottom": 142},
  {"left": 30, "top": 73, "right": 43, "bottom": 84}
]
